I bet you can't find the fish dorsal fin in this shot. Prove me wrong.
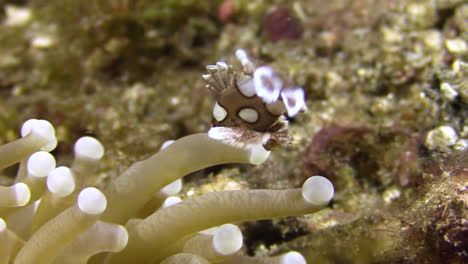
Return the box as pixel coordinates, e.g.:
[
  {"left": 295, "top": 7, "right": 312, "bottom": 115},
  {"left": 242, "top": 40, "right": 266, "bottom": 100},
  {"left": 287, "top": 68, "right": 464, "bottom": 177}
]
[{"left": 202, "top": 62, "right": 236, "bottom": 94}]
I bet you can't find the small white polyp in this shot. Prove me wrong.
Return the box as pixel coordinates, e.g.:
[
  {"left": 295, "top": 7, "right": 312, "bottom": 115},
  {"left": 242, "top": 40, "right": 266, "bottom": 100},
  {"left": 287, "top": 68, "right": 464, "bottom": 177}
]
[
  {"left": 162, "top": 196, "right": 182, "bottom": 208},
  {"left": 281, "top": 251, "right": 307, "bottom": 264},
  {"left": 5, "top": 5, "right": 31, "bottom": 26},
  {"left": 302, "top": 176, "right": 334, "bottom": 206},
  {"left": 47, "top": 166, "right": 75, "bottom": 197},
  {"left": 249, "top": 144, "right": 271, "bottom": 165},
  {"left": 31, "top": 35, "right": 54, "bottom": 48},
  {"left": 14, "top": 182, "right": 31, "bottom": 206},
  {"left": 212, "top": 224, "right": 243, "bottom": 255},
  {"left": 74, "top": 136, "right": 104, "bottom": 160},
  {"left": 27, "top": 151, "right": 56, "bottom": 178},
  {"left": 78, "top": 187, "right": 107, "bottom": 215},
  {"left": 160, "top": 179, "right": 183, "bottom": 196}
]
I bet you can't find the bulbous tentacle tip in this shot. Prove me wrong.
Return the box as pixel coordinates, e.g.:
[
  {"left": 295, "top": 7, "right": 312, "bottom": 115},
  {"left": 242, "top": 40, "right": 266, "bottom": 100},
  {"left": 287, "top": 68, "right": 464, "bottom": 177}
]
[
  {"left": 114, "top": 225, "right": 129, "bottom": 252},
  {"left": 21, "top": 119, "right": 57, "bottom": 151},
  {"left": 249, "top": 144, "right": 271, "bottom": 165},
  {"left": 13, "top": 182, "right": 31, "bottom": 207},
  {"left": 301, "top": 176, "right": 334, "bottom": 207},
  {"left": 281, "top": 251, "right": 307, "bottom": 264},
  {"left": 27, "top": 151, "right": 56, "bottom": 178},
  {"left": 47, "top": 166, "right": 75, "bottom": 198},
  {"left": 78, "top": 187, "right": 107, "bottom": 215},
  {"left": 160, "top": 179, "right": 183, "bottom": 196},
  {"left": 74, "top": 136, "right": 105, "bottom": 160},
  {"left": 212, "top": 224, "right": 243, "bottom": 255}
]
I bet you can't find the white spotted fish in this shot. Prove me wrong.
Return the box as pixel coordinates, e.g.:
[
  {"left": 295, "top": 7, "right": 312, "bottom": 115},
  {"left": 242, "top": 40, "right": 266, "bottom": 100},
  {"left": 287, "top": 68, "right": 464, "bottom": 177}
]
[{"left": 203, "top": 49, "right": 305, "bottom": 150}]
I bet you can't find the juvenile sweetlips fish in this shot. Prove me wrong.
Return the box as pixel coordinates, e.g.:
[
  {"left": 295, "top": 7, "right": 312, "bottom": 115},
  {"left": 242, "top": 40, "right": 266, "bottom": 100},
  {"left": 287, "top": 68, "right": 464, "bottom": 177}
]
[{"left": 203, "top": 49, "right": 305, "bottom": 150}]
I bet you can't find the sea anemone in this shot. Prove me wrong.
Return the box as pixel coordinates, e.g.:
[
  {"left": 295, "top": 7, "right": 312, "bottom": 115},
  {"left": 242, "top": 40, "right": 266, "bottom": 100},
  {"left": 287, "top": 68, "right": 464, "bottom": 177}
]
[
  {"left": 0, "top": 51, "right": 332, "bottom": 263},
  {"left": 0, "top": 119, "right": 332, "bottom": 263}
]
